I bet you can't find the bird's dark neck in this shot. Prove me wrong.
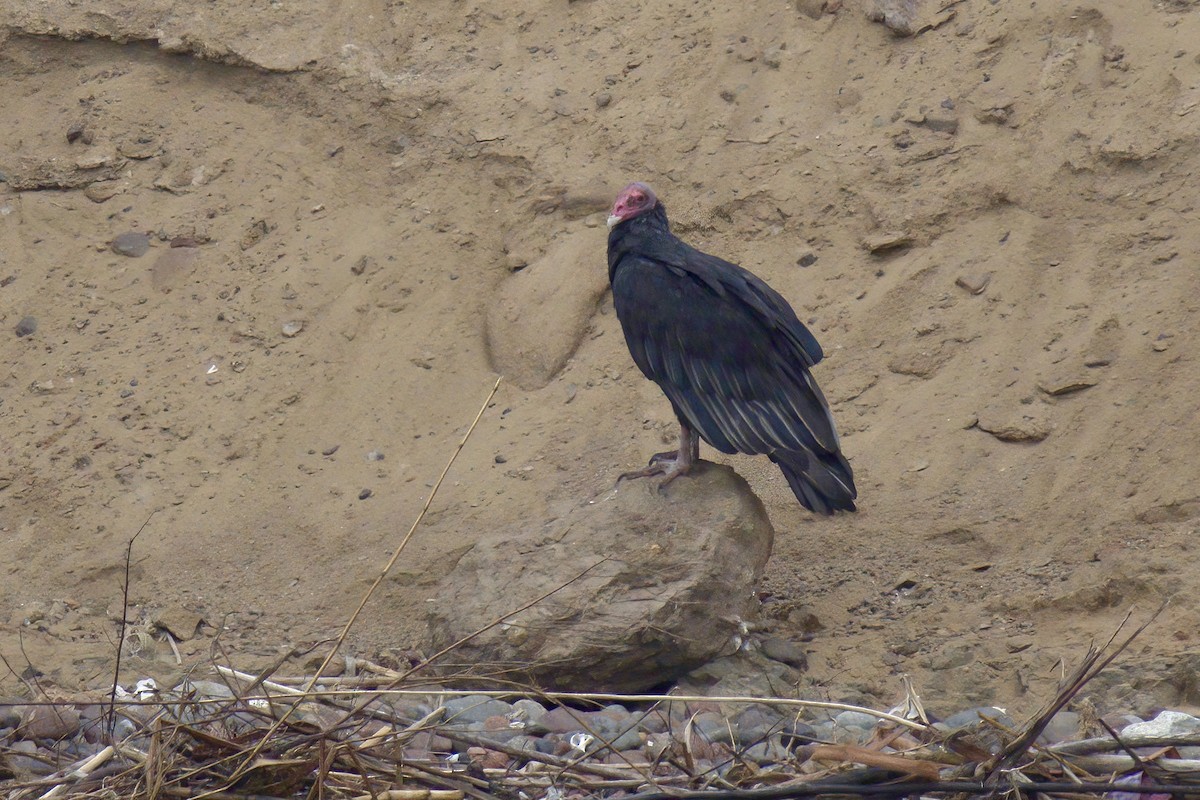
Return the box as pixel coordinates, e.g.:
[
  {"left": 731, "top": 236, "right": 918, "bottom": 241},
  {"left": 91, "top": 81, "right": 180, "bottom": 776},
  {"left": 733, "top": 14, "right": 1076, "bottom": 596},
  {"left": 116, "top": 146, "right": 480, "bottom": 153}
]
[{"left": 607, "top": 203, "right": 677, "bottom": 281}]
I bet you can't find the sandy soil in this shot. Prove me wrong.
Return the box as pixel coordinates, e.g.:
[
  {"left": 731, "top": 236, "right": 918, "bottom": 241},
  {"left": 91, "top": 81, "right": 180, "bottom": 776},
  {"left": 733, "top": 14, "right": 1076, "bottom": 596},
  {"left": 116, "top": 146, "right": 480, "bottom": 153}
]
[{"left": 3, "top": 0, "right": 1200, "bottom": 715}]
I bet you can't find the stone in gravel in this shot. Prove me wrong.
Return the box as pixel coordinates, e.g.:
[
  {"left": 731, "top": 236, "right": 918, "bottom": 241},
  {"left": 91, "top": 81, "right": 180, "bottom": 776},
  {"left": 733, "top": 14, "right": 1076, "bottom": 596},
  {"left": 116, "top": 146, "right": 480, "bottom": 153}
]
[
  {"left": 692, "top": 710, "right": 737, "bottom": 744},
  {"left": 112, "top": 231, "right": 150, "bottom": 257},
  {"left": 473, "top": 714, "right": 524, "bottom": 744},
  {"left": 638, "top": 709, "right": 670, "bottom": 733},
  {"left": 787, "top": 604, "right": 824, "bottom": 633},
  {"left": 760, "top": 636, "right": 808, "bottom": 670},
  {"left": 0, "top": 702, "right": 21, "bottom": 728},
  {"left": 540, "top": 706, "right": 585, "bottom": 734},
  {"left": 20, "top": 705, "right": 81, "bottom": 740},
  {"left": 151, "top": 604, "right": 205, "bottom": 641},
  {"left": 595, "top": 92, "right": 612, "bottom": 108},
  {"left": 15, "top": 316, "right": 36, "bottom": 337},
  {"left": 84, "top": 180, "right": 123, "bottom": 203},
  {"left": 508, "top": 698, "right": 548, "bottom": 732},
  {"left": 443, "top": 695, "right": 513, "bottom": 725},
  {"left": 955, "top": 273, "right": 991, "bottom": 294},
  {"left": 734, "top": 704, "right": 785, "bottom": 746},
  {"left": 744, "top": 734, "right": 792, "bottom": 764},
  {"left": 504, "top": 734, "right": 544, "bottom": 753},
  {"left": 942, "top": 706, "right": 1015, "bottom": 731},
  {"left": 66, "top": 122, "right": 88, "bottom": 144},
  {"left": 780, "top": 718, "right": 817, "bottom": 746},
  {"left": 677, "top": 649, "right": 801, "bottom": 700},
  {"left": 863, "top": 231, "right": 913, "bottom": 253},
  {"left": 795, "top": 0, "right": 824, "bottom": 19},
  {"left": 6, "top": 739, "right": 53, "bottom": 777},
  {"left": 281, "top": 320, "right": 304, "bottom": 337},
  {"left": 605, "top": 749, "right": 650, "bottom": 765},
  {"left": 832, "top": 710, "right": 878, "bottom": 740},
  {"left": 1038, "top": 372, "right": 1097, "bottom": 397},
  {"left": 590, "top": 712, "right": 643, "bottom": 750},
  {"left": 1121, "top": 709, "right": 1200, "bottom": 737},
  {"left": 1084, "top": 316, "right": 1121, "bottom": 367},
  {"left": 922, "top": 113, "right": 959, "bottom": 134},
  {"left": 466, "top": 745, "right": 509, "bottom": 770},
  {"left": 1038, "top": 710, "right": 1081, "bottom": 743},
  {"left": 976, "top": 409, "right": 1050, "bottom": 442}
]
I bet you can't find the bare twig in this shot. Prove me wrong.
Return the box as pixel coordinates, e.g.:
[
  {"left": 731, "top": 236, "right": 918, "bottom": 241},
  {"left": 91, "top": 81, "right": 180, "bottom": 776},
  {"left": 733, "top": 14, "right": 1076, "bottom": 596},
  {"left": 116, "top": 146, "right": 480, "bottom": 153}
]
[{"left": 108, "top": 510, "right": 156, "bottom": 738}]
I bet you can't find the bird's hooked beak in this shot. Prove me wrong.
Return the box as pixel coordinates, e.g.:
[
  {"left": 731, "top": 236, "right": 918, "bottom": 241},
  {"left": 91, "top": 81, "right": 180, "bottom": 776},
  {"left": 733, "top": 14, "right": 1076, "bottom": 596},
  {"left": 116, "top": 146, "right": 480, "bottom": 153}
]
[{"left": 606, "top": 214, "right": 622, "bottom": 229}]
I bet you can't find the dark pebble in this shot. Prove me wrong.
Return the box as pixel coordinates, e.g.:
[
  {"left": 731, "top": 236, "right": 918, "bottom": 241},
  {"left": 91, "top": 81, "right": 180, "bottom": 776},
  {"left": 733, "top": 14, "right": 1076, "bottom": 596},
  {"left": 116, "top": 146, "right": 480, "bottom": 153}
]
[
  {"left": 66, "top": 122, "right": 88, "bottom": 144},
  {"left": 494, "top": 454, "right": 507, "bottom": 464},
  {"left": 322, "top": 445, "right": 340, "bottom": 456},
  {"left": 797, "top": 252, "right": 817, "bottom": 268},
  {"left": 358, "top": 488, "right": 372, "bottom": 500},
  {"left": 112, "top": 231, "right": 150, "bottom": 257},
  {"left": 119, "top": 388, "right": 134, "bottom": 398},
  {"left": 15, "top": 316, "right": 36, "bottom": 337}
]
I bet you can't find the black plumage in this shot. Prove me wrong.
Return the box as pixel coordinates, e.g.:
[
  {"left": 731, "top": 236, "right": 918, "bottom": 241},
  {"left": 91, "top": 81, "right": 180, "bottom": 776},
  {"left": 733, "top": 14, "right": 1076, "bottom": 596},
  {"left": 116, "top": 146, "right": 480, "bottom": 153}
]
[{"left": 606, "top": 182, "right": 857, "bottom": 514}]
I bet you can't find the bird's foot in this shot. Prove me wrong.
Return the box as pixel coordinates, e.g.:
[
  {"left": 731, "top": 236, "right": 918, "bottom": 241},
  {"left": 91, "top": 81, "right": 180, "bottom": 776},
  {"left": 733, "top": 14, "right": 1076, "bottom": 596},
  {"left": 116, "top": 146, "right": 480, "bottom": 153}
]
[
  {"left": 646, "top": 450, "right": 678, "bottom": 466},
  {"left": 617, "top": 456, "right": 695, "bottom": 494}
]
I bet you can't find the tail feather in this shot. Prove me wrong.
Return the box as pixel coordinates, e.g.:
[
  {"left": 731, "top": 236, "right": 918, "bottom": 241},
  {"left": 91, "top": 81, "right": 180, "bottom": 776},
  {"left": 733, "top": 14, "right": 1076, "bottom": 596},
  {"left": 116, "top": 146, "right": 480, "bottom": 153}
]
[{"left": 769, "top": 449, "right": 857, "bottom": 515}]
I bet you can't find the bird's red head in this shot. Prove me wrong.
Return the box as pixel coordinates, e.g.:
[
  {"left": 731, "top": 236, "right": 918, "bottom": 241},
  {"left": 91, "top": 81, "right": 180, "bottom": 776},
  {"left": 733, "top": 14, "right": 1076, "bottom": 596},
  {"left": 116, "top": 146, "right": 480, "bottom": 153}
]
[{"left": 607, "top": 182, "right": 658, "bottom": 229}]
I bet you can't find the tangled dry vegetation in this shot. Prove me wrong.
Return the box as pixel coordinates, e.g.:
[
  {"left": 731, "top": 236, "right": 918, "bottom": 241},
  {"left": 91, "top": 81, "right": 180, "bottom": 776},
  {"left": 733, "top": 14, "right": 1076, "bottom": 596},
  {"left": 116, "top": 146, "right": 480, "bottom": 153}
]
[{"left": 3, "top": 606, "right": 1196, "bottom": 800}]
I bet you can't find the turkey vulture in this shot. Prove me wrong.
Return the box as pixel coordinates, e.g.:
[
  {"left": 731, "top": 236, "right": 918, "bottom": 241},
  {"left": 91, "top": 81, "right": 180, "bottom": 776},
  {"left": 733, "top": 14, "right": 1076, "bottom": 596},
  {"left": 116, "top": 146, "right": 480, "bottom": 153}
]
[{"left": 606, "top": 182, "right": 857, "bottom": 514}]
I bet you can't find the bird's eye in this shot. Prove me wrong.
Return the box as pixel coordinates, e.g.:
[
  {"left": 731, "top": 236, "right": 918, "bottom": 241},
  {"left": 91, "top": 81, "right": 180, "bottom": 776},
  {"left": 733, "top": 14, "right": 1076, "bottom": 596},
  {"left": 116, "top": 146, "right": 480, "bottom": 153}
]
[{"left": 631, "top": 192, "right": 644, "bottom": 202}]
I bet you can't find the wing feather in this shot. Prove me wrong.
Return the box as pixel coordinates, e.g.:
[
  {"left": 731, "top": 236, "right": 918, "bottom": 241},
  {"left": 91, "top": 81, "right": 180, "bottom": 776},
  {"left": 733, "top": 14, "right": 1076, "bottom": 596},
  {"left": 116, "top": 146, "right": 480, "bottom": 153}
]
[{"left": 611, "top": 252, "right": 842, "bottom": 458}]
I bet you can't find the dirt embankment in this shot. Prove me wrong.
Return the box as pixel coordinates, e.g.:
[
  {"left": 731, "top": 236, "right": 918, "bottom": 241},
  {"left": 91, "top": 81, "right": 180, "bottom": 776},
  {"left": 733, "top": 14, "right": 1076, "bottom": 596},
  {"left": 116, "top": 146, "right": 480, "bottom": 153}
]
[{"left": 2, "top": 1, "right": 1200, "bottom": 712}]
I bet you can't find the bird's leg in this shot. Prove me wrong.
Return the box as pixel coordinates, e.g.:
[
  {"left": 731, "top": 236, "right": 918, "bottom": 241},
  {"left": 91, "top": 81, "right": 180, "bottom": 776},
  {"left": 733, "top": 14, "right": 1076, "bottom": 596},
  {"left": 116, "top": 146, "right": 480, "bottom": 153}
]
[
  {"left": 647, "top": 423, "right": 700, "bottom": 466},
  {"left": 617, "top": 421, "right": 700, "bottom": 492}
]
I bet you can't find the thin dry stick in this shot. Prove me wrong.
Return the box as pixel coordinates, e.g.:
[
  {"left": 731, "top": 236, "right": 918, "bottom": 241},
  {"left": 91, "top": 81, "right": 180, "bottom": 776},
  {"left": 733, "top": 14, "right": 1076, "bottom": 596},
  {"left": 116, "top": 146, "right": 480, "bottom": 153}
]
[
  {"left": 108, "top": 511, "right": 155, "bottom": 738},
  {"left": 218, "top": 377, "right": 502, "bottom": 791},
  {"left": 35, "top": 745, "right": 115, "bottom": 800}
]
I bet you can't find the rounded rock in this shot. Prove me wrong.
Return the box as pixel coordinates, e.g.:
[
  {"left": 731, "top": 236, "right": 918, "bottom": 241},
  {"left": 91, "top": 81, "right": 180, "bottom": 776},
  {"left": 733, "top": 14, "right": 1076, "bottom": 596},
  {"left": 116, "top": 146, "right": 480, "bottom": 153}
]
[
  {"left": 20, "top": 705, "right": 82, "bottom": 740},
  {"left": 111, "top": 231, "right": 150, "bottom": 257},
  {"left": 443, "top": 695, "right": 513, "bottom": 725}
]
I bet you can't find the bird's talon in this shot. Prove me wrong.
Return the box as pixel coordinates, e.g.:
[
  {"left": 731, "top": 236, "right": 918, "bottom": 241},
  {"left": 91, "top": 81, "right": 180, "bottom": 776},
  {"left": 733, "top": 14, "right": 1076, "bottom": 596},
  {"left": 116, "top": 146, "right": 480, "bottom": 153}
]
[{"left": 647, "top": 450, "right": 676, "bottom": 467}]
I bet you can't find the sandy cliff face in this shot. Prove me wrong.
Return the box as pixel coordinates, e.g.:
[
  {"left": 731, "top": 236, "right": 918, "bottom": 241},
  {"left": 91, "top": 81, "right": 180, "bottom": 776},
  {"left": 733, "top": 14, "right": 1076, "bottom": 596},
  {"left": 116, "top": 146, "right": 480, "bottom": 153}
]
[{"left": 2, "top": 0, "right": 1199, "bottom": 710}]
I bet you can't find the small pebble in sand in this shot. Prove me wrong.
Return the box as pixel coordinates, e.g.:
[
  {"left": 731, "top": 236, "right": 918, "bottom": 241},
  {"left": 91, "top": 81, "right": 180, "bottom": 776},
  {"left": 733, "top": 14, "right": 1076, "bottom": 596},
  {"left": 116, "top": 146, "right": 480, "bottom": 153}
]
[
  {"left": 112, "top": 231, "right": 150, "bottom": 257},
  {"left": 15, "top": 316, "right": 37, "bottom": 337}
]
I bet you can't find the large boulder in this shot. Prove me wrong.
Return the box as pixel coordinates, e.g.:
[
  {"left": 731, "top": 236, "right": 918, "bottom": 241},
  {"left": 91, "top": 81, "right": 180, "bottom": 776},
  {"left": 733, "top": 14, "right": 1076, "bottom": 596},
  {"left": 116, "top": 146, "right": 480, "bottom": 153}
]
[
  {"left": 425, "top": 463, "right": 775, "bottom": 691},
  {"left": 484, "top": 227, "right": 609, "bottom": 390}
]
